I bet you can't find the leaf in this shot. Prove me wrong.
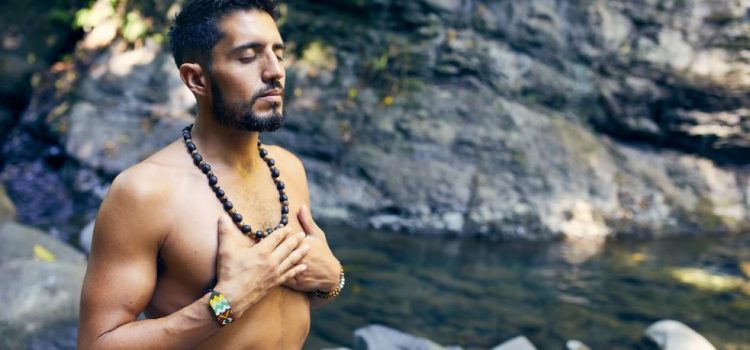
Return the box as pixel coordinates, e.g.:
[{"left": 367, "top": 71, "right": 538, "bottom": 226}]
[{"left": 33, "top": 244, "right": 56, "bottom": 262}]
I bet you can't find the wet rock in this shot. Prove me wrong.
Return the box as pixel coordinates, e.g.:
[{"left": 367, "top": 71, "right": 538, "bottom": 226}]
[
  {"left": 354, "top": 324, "right": 463, "bottom": 350},
  {"left": 566, "top": 339, "right": 591, "bottom": 350},
  {"left": 644, "top": 320, "right": 716, "bottom": 350},
  {"left": 490, "top": 335, "right": 537, "bottom": 350}
]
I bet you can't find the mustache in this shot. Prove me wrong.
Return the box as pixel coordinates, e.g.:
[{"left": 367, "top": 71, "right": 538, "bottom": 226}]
[{"left": 251, "top": 80, "right": 284, "bottom": 101}]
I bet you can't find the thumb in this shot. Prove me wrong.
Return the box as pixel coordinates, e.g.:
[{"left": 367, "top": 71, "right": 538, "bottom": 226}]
[
  {"left": 298, "top": 204, "right": 322, "bottom": 237},
  {"left": 217, "top": 215, "right": 241, "bottom": 254}
]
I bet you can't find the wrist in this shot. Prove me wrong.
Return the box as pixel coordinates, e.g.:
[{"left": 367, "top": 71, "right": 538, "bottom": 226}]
[
  {"left": 313, "top": 265, "right": 345, "bottom": 300},
  {"left": 212, "top": 282, "right": 247, "bottom": 319},
  {"left": 323, "top": 260, "right": 342, "bottom": 291}
]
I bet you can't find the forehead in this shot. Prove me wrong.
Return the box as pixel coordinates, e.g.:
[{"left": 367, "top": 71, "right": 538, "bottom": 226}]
[{"left": 216, "top": 9, "right": 282, "bottom": 49}]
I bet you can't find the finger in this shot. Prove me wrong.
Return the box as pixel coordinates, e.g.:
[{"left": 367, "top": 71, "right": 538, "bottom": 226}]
[
  {"left": 279, "top": 264, "right": 308, "bottom": 284},
  {"left": 298, "top": 204, "right": 322, "bottom": 237},
  {"left": 257, "top": 225, "right": 295, "bottom": 250},
  {"left": 271, "top": 231, "right": 306, "bottom": 262},
  {"left": 278, "top": 242, "right": 310, "bottom": 273},
  {"left": 217, "top": 215, "right": 242, "bottom": 255}
]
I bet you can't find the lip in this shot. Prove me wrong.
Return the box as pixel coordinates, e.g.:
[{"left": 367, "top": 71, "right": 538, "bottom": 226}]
[
  {"left": 258, "top": 94, "right": 283, "bottom": 103},
  {"left": 259, "top": 88, "right": 283, "bottom": 98}
]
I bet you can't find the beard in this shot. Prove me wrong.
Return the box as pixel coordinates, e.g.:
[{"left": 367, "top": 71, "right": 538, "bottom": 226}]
[{"left": 209, "top": 78, "right": 285, "bottom": 132}]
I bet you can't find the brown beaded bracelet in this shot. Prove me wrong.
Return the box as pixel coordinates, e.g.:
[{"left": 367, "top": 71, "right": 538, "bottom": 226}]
[{"left": 313, "top": 267, "right": 346, "bottom": 299}]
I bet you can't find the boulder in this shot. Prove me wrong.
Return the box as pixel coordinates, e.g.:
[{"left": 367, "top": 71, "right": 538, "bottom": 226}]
[
  {"left": 354, "top": 324, "right": 462, "bottom": 350},
  {"left": 644, "top": 320, "right": 716, "bottom": 350},
  {"left": 0, "top": 222, "right": 85, "bottom": 265},
  {"left": 0, "top": 260, "right": 85, "bottom": 349},
  {"left": 491, "top": 336, "right": 537, "bottom": 350}
]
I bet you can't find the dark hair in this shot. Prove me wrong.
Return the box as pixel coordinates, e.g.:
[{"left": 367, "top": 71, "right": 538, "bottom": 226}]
[{"left": 168, "top": 0, "right": 278, "bottom": 69}]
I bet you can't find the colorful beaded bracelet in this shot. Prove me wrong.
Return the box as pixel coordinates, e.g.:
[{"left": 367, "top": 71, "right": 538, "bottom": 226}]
[{"left": 207, "top": 289, "right": 234, "bottom": 326}]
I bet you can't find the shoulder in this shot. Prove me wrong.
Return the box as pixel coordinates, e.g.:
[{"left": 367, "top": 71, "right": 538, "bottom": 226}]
[
  {"left": 265, "top": 145, "right": 310, "bottom": 201},
  {"left": 95, "top": 161, "right": 177, "bottom": 248},
  {"left": 266, "top": 145, "right": 306, "bottom": 178},
  {"left": 107, "top": 161, "right": 174, "bottom": 208}
]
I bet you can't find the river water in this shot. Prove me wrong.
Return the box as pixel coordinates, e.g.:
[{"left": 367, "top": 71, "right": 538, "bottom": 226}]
[{"left": 304, "top": 226, "right": 750, "bottom": 349}]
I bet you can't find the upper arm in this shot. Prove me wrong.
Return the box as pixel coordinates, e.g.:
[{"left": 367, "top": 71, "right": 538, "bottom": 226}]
[{"left": 78, "top": 165, "right": 172, "bottom": 346}]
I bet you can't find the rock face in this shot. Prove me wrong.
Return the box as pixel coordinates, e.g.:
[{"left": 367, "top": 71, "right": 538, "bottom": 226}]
[
  {"left": 0, "top": 0, "right": 82, "bottom": 143},
  {"left": 2, "top": 0, "right": 750, "bottom": 240}
]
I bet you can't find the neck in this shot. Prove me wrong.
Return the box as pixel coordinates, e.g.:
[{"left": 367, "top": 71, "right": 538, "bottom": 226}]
[{"left": 189, "top": 106, "right": 264, "bottom": 174}]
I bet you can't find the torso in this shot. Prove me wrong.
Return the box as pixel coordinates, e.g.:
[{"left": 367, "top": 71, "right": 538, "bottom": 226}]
[{"left": 140, "top": 140, "right": 310, "bottom": 350}]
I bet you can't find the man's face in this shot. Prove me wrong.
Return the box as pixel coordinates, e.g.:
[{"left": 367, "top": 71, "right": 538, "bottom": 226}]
[{"left": 208, "top": 9, "right": 286, "bottom": 132}]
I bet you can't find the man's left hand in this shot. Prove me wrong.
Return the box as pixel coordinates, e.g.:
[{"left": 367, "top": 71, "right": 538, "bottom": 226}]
[{"left": 283, "top": 204, "right": 341, "bottom": 293}]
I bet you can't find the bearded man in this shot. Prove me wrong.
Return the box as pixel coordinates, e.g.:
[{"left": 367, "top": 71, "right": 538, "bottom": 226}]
[{"left": 78, "top": 1, "right": 344, "bottom": 348}]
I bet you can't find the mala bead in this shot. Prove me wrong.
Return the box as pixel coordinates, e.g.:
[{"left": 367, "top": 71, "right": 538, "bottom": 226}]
[
  {"left": 200, "top": 163, "right": 211, "bottom": 173},
  {"left": 183, "top": 124, "right": 287, "bottom": 241},
  {"left": 223, "top": 200, "right": 233, "bottom": 211},
  {"left": 232, "top": 213, "right": 243, "bottom": 223}
]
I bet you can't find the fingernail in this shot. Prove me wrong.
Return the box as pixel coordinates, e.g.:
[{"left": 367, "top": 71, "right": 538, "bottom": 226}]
[{"left": 300, "top": 264, "right": 308, "bottom": 271}]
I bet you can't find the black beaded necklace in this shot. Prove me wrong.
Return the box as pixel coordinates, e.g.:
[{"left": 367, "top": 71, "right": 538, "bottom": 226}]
[{"left": 182, "top": 124, "right": 289, "bottom": 241}]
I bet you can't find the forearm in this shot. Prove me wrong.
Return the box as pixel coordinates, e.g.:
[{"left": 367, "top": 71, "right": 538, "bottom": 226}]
[{"left": 81, "top": 293, "right": 218, "bottom": 350}]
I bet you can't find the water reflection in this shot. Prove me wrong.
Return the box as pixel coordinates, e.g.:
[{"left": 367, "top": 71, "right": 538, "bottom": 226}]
[{"left": 305, "top": 227, "right": 750, "bottom": 350}]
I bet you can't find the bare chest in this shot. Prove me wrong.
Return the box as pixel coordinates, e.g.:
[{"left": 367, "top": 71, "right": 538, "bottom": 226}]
[{"left": 146, "top": 172, "right": 305, "bottom": 315}]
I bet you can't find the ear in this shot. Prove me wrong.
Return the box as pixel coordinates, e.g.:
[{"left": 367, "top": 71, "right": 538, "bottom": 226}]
[{"left": 178, "top": 63, "right": 210, "bottom": 97}]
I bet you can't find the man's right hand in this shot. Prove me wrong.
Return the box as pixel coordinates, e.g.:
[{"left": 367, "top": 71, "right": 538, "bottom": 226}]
[{"left": 213, "top": 216, "right": 309, "bottom": 318}]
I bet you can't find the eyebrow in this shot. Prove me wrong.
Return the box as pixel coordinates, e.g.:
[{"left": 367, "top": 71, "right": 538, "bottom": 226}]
[{"left": 229, "top": 42, "right": 285, "bottom": 55}]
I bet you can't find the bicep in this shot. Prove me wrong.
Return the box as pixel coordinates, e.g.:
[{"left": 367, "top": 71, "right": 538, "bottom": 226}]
[{"left": 78, "top": 173, "right": 168, "bottom": 345}]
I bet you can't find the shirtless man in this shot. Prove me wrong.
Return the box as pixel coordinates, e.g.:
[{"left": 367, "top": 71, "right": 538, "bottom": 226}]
[{"left": 77, "top": 1, "right": 343, "bottom": 349}]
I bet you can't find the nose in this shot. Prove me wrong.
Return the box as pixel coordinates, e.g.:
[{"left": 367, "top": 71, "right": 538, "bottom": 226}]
[{"left": 262, "top": 53, "right": 284, "bottom": 83}]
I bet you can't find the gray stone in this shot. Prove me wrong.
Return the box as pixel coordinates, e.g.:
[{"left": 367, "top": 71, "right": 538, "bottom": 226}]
[
  {"left": 353, "top": 324, "right": 463, "bottom": 350},
  {"left": 0, "top": 222, "right": 85, "bottom": 265},
  {"left": 566, "top": 339, "right": 591, "bottom": 350},
  {"left": 644, "top": 320, "right": 716, "bottom": 350},
  {"left": 491, "top": 336, "right": 537, "bottom": 350},
  {"left": 0, "top": 260, "right": 85, "bottom": 349}
]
